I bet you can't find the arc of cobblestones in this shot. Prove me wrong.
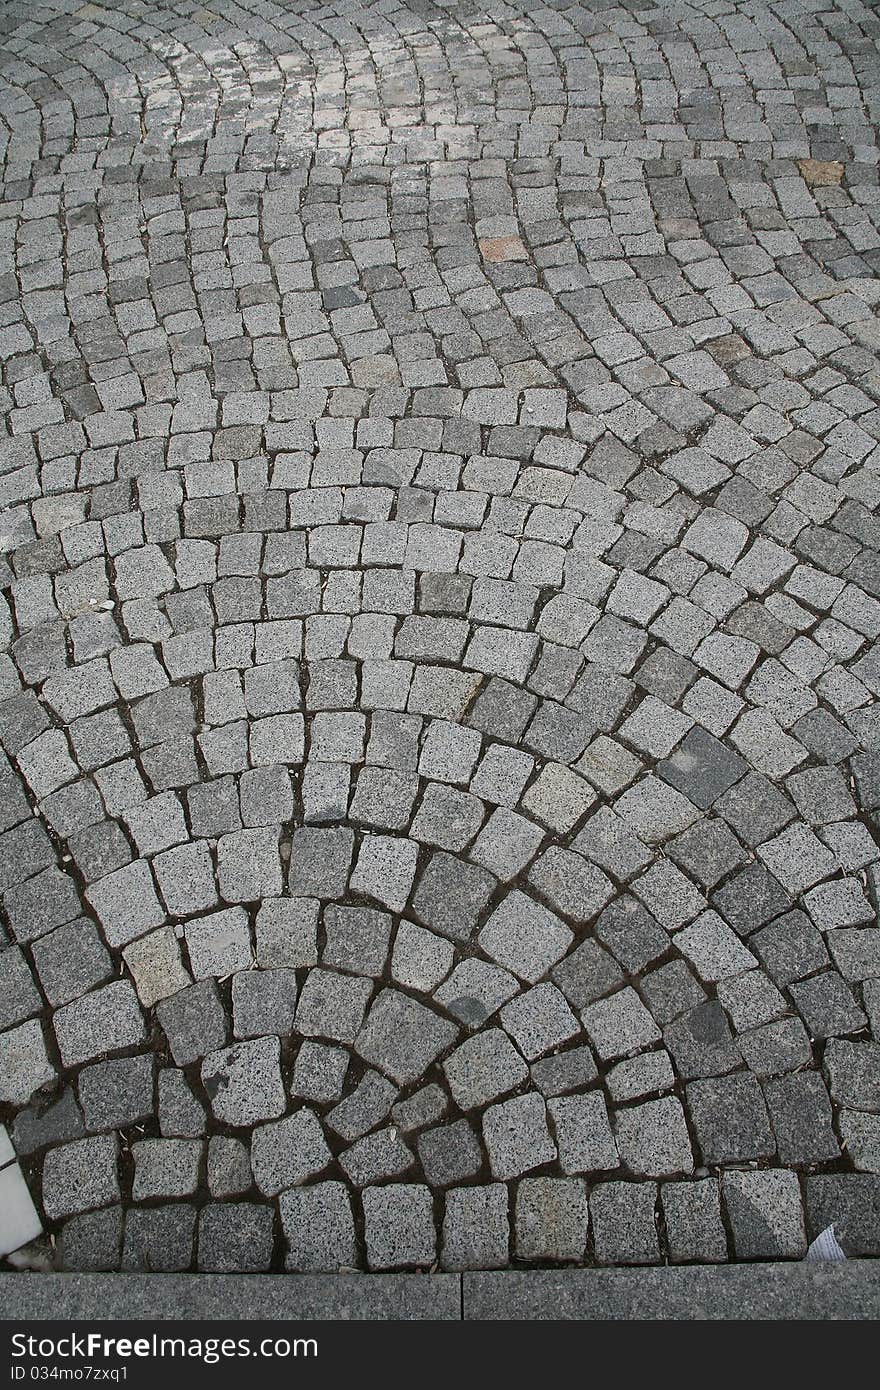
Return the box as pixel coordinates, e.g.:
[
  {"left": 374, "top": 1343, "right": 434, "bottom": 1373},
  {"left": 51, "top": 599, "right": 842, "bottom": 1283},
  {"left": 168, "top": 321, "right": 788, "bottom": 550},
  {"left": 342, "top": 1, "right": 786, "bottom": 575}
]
[{"left": 1, "top": 0, "right": 880, "bottom": 1275}]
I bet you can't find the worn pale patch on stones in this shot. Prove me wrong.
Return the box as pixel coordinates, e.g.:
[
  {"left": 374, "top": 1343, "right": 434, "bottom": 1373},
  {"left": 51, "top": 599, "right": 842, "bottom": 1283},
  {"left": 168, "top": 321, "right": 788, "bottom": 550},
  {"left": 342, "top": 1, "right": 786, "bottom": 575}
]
[
  {"left": 797, "top": 158, "right": 845, "bottom": 186},
  {"left": 478, "top": 235, "right": 529, "bottom": 263}
]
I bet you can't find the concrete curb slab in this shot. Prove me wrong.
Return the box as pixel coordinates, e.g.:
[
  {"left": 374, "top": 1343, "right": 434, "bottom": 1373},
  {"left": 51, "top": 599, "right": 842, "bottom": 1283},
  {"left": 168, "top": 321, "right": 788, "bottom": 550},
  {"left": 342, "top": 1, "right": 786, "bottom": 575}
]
[
  {"left": 1, "top": 1266, "right": 878, "bottom": 1320},
  {"left": 0, "top": 1273, "right": 461, "bottom": 1321},
  {"left": 464, "top": 1264, "right": 880, "bottom": 1319}
]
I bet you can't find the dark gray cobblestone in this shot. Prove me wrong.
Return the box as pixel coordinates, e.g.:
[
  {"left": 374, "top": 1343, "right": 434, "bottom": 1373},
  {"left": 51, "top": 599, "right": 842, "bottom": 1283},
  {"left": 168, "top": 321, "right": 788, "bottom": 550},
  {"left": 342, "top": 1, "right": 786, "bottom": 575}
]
[{"left": 1, "top": 0, "right": 880, "bottom": 1273}]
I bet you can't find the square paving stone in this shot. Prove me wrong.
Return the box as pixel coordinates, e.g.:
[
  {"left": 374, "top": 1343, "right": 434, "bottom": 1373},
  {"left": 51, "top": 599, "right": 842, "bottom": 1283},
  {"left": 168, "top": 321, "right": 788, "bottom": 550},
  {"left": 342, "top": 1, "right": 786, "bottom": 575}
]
[
  {"left": 828, "top": 928, "right": 880, "bottom": 985},
  {"left": 158, "top": 1071, "right": 205, "bottom": 1138},
  {"left": 615, "top": 776, "right": 701, "bottom": 845},
  {"left": 551, "top": 939, "right": 624, "bottom": 1011},
  {"left": 123, "top": 926, "right": 191, "bottom": 1008},
  {"left": 573, "top": 807, "right": 652, "bottom": 883},
  {"left": 0, "top": 946, "right": 41, "bottom": 1028},
  {"left": 185, "top": 907, "right": 252, "bottom": 980},
  {"left": 686, "top": 1073, "right": 775, "bottom": 1165},
  {"left": 668, "top": 819, "right": 748, "bottom": 890},
  {"left": 232, "top": 968, "right": 297, "bottom": 1039},
  {"left": 251, "top": 1108, "right": 333, "bottom": 1195},
  {"left": 590, "top": 1182, "right": 660, "bottom": 1266},
  {"left": 156, "top": 979, "right": 228, "bottom": 1065},
  {"left": 483, "top": 1093, "right": 557, "bottom": 1180},
  {"left": 470, "top": 807, "right": 545, "bottom": 882},
  {"left": 715, "top": 971, "right": 788, "bottom": 1033},
  {"left": 614, "top": 1096, "right": 694, "bottom": 1177},
  {"left": 522, "top": 763, "right": 596, "bottom": 835},
  {"left": 411, "top": 851, "right": 497, "bottom": 943},
  {"left": 762, "top": 1072, "right": 840, "bottom": 1166},
  {"left": 281, "top": 1182, "right": 358, "bottom": 1272},
  {"left": 31, "top": 918, "right": 112, "bottom": 1008},
  {"left": 441, "top": 1184, "right": 510, "bottom": 1271},
  {"left": 526, "top": 846, "right": 614, "bottom": 924},
  {"left": 738, "top": 1016, "right": 812, "bottom": 1077},
  {"left": 122, "top": 1206, "right": 196, "bottom": 1273},
  {"left": 339, "top": 1128, "right": 415, "bottom": 1187},
  {"left": 434, "top": 958, "right": 519, "bottom": 1029},
  {"left": 641, "top": 960, "right": 706, "bottom": 1026},
  {"left": 594, "top": 895, "right": 670, "bottom": 974},
  {"left": 197, "top": 1203, "right": 275, "bottom": 1272},
  {"left": 207, "top": 1137, "right": 253, "bottom": 1198},
  {"left": 662, "top": 1179, "right": 728, "bottom": 1263},
  {"left": 478, "top": 890, "right": 573, "bottom": 984},
  {"left": 217, "top": 827, "right": 282, "bottom": 902},
  {"left": 11, "top": 1088, "right": 84, "bottom": 1156},
  {"left": 153, "top": 840, "right": 218, "bottom": 916},
  {"left": 355, "top": 988, "right": 458, "bottom": 1085},
  {"left": 349, "top": 833, "right": 418, "bottom": 912},
  {"left": 515, "top": 1177, "right": 589, "bottom": 1263},
  {"left": 84, "top": 860, "right": 166, "bottom": 947},
  {"left": 632, "top": 861, "right": 706, "bottom": 931},
  {"left": 499, "top": 984, "right": 580, "bottom": 1060},
  {"left": 325, "top": 1070, "right": 396, "bottom": 1141},
  {"left": 391, "top": 921, "right": 455, "bottom": 993},
  {"left": 417, "top": 1119, "right": 483, "bottom": 1186},
  {"left": 674, "top": 911, "right": 757, "bottom": 981},
  {"left": 362, "top": 1184, "right": 436, "bottom": 1271},
  {"left": 443, "top": 1028, "right": 529, "bottom": 1110},
  {"left": 4, "top": 865, "right": 83, "bottom": 945},
  {"left": 53, "top": 980, "right": 145, "bottom": 1067},
  {"left": 41, "top": 1135, "right": 120, "bottom": 1219},
  {"left": 715, "top": 771, "right": 796, "bottom": 847},
  {"left": 57, "top": 1207, "right": 123, "bottom": 1272},
  {"left": 548, "top": 1092, "right": 619, "bottom": 1174},
  {"left": 803, "top": 878, "right": 875, "bottom": 932},
  {"left": 0, "top": 820, "right": 56, "bottom": 895},
  {"left": 723, "top": 1170, "right": 807, "bottom": 1259},
  {"left": 838, "top": 1112, "right": 880, "bottom": 1175},
  {"left": 711, "top": 861, "right": 794, "bottom": 939},
  {"left": 531, "top": 1046, "right": 599, "bottom": 1098},
  {"left": 751, "top": 911, "right": 829, "bottom": 985},
  {"left": 78, "top": 1055, "right": 154, "bottom": 1133},
  {"left": 664, "top": 1001, "right": 741, "bottom": 1080},
  {"left": 201, "top": 1037, "right": 286, "bottom": 1127},
  {"left": 657, "top": 726, "right": 748, "bottom": 809},
  {"left": 295, "top": 967, "right": 373, "bottom": 1044},
  {"left": 582, "top": 987, "right": 661, "bottom": 1062},
  {"left": 804, "top": 1176, "right": 880, "bottom": 1257},
  {"left": 758, "top": 824, "right": 837, "bottom": 897},
  {"left": 123, "top": 793, "right": 188, "bottom": 857},
  {"left": 322, "top": 905, "right": 393, "bottom": 977},
  {"left": 823, "top": 1039, "right": 880, "bottom": 1111},
  {"left": 410, "top": 782, "right": 486, "bottom": 852},
  {"left": 255, "top": 898, "right": 319, "bottom": 968},
  {"left": 291, "top": 1041, "right": 350, "bottom": 1106},
  {"left": 132, "top": 1138, "right": 202, "bottom": 1200},
  {"left": 350, "top": 766, "right": 418, "bottom": 832},
  {"left": 392, "top": 1085, "right": 449, "bottom": 1135}
]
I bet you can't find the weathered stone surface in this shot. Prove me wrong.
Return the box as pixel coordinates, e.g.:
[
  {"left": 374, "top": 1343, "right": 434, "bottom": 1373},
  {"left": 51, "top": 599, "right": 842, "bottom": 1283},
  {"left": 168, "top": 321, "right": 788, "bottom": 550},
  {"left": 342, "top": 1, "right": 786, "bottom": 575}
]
[
  {"left": 515, "top": 1178, "right": 589, "bottom": 1262},
  {"left": 355, "top": 989, "right": 458, "bottom": 1085},
  {"left": 0, "top": 0, "right": 877, "bottom": 1280},
  {"left": 201, "top": 1038, "right": 286, "bottom": 1127},
  {"left": 362, "top": 1185, "right": 436, "bottom": 1271},
  {"left": 280, "top": 1183, "right": 358, "bottom": 1272},
  {"left": 251, "top": 1109, "right": 332, "bottom": 1196}
]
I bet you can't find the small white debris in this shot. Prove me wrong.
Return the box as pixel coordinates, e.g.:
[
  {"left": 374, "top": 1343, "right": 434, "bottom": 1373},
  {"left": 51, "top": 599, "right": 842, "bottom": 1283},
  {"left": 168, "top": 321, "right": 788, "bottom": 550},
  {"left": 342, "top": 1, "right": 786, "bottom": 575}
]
[{"left": 805, "top": 1225, "right": 846, "bottom": 1262}]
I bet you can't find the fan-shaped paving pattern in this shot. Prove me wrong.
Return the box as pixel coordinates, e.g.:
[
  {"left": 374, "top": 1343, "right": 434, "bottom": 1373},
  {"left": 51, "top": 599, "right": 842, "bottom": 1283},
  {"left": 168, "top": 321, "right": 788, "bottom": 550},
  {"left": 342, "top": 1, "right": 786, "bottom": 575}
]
[{"left": 1, "top": 0, "right": 880, "bottom": 1273}]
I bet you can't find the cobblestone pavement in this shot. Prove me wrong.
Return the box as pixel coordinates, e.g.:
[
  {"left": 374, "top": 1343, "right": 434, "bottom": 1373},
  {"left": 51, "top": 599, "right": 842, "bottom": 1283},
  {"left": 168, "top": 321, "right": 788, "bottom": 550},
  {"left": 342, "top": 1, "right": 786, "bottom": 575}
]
[{"left": 0, "top": 0, "right": 879, "bottom": 1275}]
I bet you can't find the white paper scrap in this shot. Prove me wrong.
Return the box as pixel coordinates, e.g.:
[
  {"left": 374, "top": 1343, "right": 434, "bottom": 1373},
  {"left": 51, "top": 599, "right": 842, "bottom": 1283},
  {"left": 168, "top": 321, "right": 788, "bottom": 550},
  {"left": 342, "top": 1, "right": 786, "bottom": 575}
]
[{"left": 805, "top": 1225, "right": 846, "bottom": 1262}]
